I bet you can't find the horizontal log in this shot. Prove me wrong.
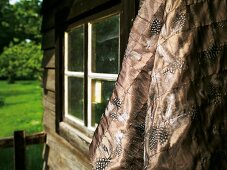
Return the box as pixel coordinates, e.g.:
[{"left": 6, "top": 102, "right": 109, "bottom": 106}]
[
  {"left": 67, "top": 0, "right": 115, "bottom": 21},
  {"left": 41, "top": 0, "right": 61, "bottom": 13},
  {"left": 45, "top": 132, "right": 92, "bottom": 169},
  {"left": 42, "top": 49, "right": 55, "bottom": 68},
  {"left": 43, "top": 90, "right": 56, "bottom": 104},
  {"left": 43, "top": 108, "right": 56, "bottom": 132},
  {"left": 59, "top": 122, "right": 90, "bottom": 156},
  {"left": 42, "top": 29, "right": 55, "bottom": 50},
  {"left": 43, "top": 69, "right": 55, "bottom": 92},
  {"left": 26, "top": 132, "right": 46, "bottom": 145},
  {"left": 0, "top": 136, "right": 13, "bottom": 148},
  {"left": 41, "top": 10, "right": 55, "bottom": 32},
  {"left": 43, "top": 98, "right": 55, "bottom": 112},
  {"left": 0, "top": 132, "right": 46, "bottom": 149}
]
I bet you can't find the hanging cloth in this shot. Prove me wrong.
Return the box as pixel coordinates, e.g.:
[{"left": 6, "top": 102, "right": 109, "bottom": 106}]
[{"left": 90, "top": 0, "right": 227, "bottom": 169}]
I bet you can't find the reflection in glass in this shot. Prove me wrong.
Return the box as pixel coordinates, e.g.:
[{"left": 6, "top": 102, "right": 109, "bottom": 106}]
[
  {"left": 67, "top": 77, "right": 84, "bottom": 120},
  {"left": 67, "top": 25, "right": 84, "bottom": 72},
  {"left": 92, "top": 15, "right": 120, "bottom": 74},
  {"left": 91, "top": 79, "right": 115, "bottom": 126}
]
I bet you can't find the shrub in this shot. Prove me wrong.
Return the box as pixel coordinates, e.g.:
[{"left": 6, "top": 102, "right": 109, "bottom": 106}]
[{"left": 0, "top": 41, "right": 42, "bottom": 83}]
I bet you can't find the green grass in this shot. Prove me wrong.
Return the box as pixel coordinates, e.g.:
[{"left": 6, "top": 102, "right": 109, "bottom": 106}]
[
  {"left": 0, "top": 80, "right": 44, "bottom": 170},
  {"left": 0, "top": 80, "right": 43, "bottom": 137}
]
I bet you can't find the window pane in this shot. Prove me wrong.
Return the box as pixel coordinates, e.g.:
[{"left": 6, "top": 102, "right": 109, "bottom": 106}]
[
  {"left": 92, "top": 15, "right": 120, "bottom": 74},
  {"left": 67, "top": 26, "right": 84, "bottom": 72},
  {"left": 67, "top": 77, "right": 84, "bottom": 120},
  {"left": 91, "top": 79, "right": 115, "bottom": 126}
]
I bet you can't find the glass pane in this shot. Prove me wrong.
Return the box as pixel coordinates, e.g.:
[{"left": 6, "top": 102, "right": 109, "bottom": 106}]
[
  {"left": 92, "top": 15, "right": 120, "bottom": 74},
  {"left": 91, "top": 79, "right": 115, "bottom": 126},
  {"left": 67, "top": 25, "right": 84, "bottom": 72},
  {"left": 67, "top": 77, "right": 84, "bottom": 120}
]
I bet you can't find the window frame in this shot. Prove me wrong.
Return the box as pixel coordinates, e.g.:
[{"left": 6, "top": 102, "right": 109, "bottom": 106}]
[
  {"left": 63, "top": 8, "right": 121, "bottom": 133},
  {"left": 54, "top": 0, "right": 139, "bottom": 151}
]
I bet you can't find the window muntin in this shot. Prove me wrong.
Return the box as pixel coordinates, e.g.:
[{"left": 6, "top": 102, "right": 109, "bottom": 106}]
[{"left": 64, "top": 14, "right": 120, "bottom": 129}]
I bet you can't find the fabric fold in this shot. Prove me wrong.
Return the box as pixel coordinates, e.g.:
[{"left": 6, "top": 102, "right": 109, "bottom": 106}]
[{"left": 90, "top": 0, "right": 227, "bottom": 169}]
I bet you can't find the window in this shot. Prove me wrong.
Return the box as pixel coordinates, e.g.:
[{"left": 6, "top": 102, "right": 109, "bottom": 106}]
[{"left": 64, "top": 14, "right": 120, "bottom": 130}]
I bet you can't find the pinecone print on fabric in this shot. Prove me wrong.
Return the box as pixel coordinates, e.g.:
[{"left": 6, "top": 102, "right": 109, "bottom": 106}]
[
  {"left": 213, "top": 20, "right": 227, "bottom": 29},
  {"left": 173, "top": 11, "right": 187, "bottom": 31},
  {"left": 151, "top": 18, "right": 162, "bottom": 35},
  {"left": 135, "top": 123, "right": 145, "bottom": 134},
  {"left": 114, "top": 144, "right": 123, "bottom": 157},
  {"left": 114, "top": 131, "right": 124, "bottom": 157},
  {"left": 149, "top": 127, "right": 169, "bottom": 150},
  {"left": 207, "top": 83, "right": 222, "bottom": 105},
  {"left": 95, "top": 158, "right": 111, "bottom": 170},
  {"left": 112, "top": 98, "right": 121, "bottom": 109},
  {"left": 101, "top": 144, "right": 110, "bottom": 155},
  {"left": 110, "top": 112, "right": 118, "bottom": 120},
  {"left": 198, "top": 44, "right": 222, "bottom": 66},
  {"left": 162, "top": 58, "right": 185, "bottom": 75},
  {"left": 188, "top": 106, "right": 200, "bottom": 120},
  {"left": 203, "top": 45, "right": 222, "bottom": 63}
]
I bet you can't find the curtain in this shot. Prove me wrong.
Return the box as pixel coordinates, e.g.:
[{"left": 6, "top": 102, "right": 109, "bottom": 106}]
[{"left": 90, "top": 0, "right": 227, "bottom": 169}]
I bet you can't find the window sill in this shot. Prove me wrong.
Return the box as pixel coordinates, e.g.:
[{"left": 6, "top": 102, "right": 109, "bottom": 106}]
[{"left": 59, "top": 122, "right": 93, "bottom": 156}]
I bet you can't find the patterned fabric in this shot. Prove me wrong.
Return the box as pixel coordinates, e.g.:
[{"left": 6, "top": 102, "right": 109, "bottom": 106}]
[{"left": 90, "top": 0, "right": 227, "bottom": 169}]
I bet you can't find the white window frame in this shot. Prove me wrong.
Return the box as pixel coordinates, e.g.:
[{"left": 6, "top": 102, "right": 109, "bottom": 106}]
[{"left": 64, "top": 14, "right": 120, "bottom": 131}]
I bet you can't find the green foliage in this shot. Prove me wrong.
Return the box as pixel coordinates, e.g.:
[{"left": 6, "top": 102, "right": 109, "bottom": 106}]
[
  {"left": 0, "top": 0, "right": 42, "bottom": 53},
  {"left": 0, "top": 41, "right": 42, "bottom": 83}
]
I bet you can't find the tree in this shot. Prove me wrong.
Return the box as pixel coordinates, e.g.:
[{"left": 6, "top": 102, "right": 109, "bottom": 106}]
[
  {"left": 0, "top": 0, "right": 42, "bottom": 53},
  {"left": 0, "top": 0, "right": 42, "bottom": 83},
  {"left": 0, "top": 41, "right": 42, "bottom": 83}
]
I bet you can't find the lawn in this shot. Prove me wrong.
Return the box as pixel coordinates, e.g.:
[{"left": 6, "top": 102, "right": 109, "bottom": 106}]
[
  {"left": 0, "top": 80, "right": 44, "bottom": 170},
  {"left": 0, "top": 80, "right": 43, "bottom": 137}
]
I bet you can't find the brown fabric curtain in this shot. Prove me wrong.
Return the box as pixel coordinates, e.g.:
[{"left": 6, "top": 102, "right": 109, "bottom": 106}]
[{"left": 89, "top": 0, "right": 227, "bottom": 169}]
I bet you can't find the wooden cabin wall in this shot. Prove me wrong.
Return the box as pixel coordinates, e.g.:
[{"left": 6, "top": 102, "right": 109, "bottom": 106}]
[
  {"left": 41, "top": 0, "right": 139, "bottom": 169},
  {"left": 41, "top": 1, "right": 91, "bottom": 169}
]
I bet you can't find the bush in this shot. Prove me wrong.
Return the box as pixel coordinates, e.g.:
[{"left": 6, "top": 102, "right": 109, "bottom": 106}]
[{"left": 0, "top": 41, "right": 42, "bottom": 83}]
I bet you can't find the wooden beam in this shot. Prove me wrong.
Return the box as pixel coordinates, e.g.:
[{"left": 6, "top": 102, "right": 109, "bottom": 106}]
[
  {"left": 25, "top": 132, "right": 46, "bottom": 145},
  {"left": 43, "top": 69, "right": 55, "bottom": 92},
  {"left": 42, "top": 49, "right": 55, "bottom": 69},
  {"left": 0, "top": 132, "right": 46, "bottom": 148},
  {"left": 120, "top": 0, "right": 137, "bottom": 65},
  {"left": 14, "top": 131, "right": 26, "bottom": 170},
  {"left": 84, "top": 24, "right": 88, "bottom": 127},
  {"left": 55, "top": 10, "right": 65, "bottom": 133},
  {"left": 0, "top": 136, "right": 14, "bottom": 148},
  {"left": 42, "top": 29, "right": 55, "bottom": 50}
]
